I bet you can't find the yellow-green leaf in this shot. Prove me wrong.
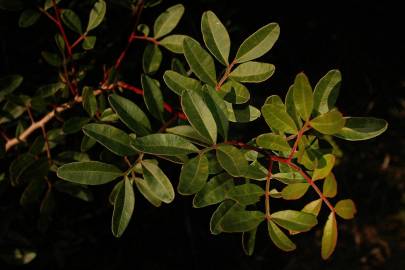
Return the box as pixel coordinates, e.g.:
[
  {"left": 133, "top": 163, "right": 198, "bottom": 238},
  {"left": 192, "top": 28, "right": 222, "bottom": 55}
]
[
  {"left": 111, "top": 177, "right": 135, "bottom": 237},
  {"left": 293, "top": 72, "right": 313, "bottom": 121},
  {"left": 160, "top": 34, "right": 187, "bottom": 54},
  {"left": 86, "top": 0, "right": 106, "bottom": 32},
  {"left": 267, "top": 220, "right": 296, "bottom": 252},
  {"left": 163, "top": 70, "right": 201, "bottom": 95},
  {"left": 142, "top": 44, "right": 162, "bottom": 75},
  {"left": 302, "top": 198, "right": 322, "bottom": 216},
  {"left": 281, "top": 183, "right": 309, "bottom": 200},
  {"left": 262, "top": 104, "right": 298, "bottom": 134},
  {"left": 312, "top": 154, "right": 335, "bottom": 180},
  {"left": 216, "top": 144, "right": 248, "bottom": 177},
  {"left": 323, "top": 173, "right": 337, "bottom": 198},
  {"left": 310, "top": 109, "right": 345, "bottom": 135},
  {"left": 153, "top": 4, "right": 184, "bottom": 39},
  {"left": 229, "top": 62, "right": 275, "bottom": 83},
  {"left": 141, "top": 161, "right": 174, "bottom": 204},
  {"left": 271, "top": 210, "right": 317, "bottom": 231},
  {"left": 334, "top": 117, "right": 388, "bottom": 141},
  {"left": 321, "top": 212, "right": 338, "bottom": 259},
  {"left": 313, "top": 69, "right": 341, "bottom": 115},
  {"left": 335, "top": 199, "right": 356, "bottom": 219},
  {"left": 256, "top": 133, "right": 291, "bottom": 152},
  {"left": 134, "top": 177, "right": 162, "bottom": 207}
]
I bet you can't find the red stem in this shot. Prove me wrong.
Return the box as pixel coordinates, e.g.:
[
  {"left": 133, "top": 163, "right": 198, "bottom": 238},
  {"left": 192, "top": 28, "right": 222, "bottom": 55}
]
[
  {"left": 287, "top": 121, "right": 310, "bottom": 160},
  {"left": 52, "top": 0, "right": 72, "bottom": 56},
  {"left": 215, "top": 59, "right": 237, "bottom": 91},
  {"left": 131, "top": 34, "right": 160, "bottom": 45},
  {"left": 71, "top": 34, "right": 87, "bottom": 50}
]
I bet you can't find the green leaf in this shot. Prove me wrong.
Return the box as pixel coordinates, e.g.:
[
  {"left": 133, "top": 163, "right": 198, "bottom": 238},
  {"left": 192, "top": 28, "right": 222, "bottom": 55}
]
[
  {"left": 245, "top": 160, "right": 268, "bottom": 180},
  {"left": 87, "top": 0, "right": 106, "bottom": 32},
  {"left": 271, "top": 210, "right": 317, "bottom": 231},
  {"left": 160, "top": 34, "right": 187, "bottom": 54},
  {"left": 183, "top": 37, "right": 217, "bottom": 86},
  {"left": 220, "top": 209, "right": 264, "bottom": 233},
  {"left": 226, "top": 103, "right": 261, "bottom": 123},
  {"left": 313, "top": 69, "right": 341, "bottom": 114},
  {"left": 0, "top": 75, "right": 23, "bottom": 102},
  {"left": 220, "top": 80, "right": 250, "bottom": 104},
  {"left": 20, "top": 177, "right": 46, "bottom": 206},
  {"left": 141, "top": 75, "right": 164, "bottom": 121},
  {"left": 202, "top": 85, "right": 229, "bottom": 139},
  {"left": 312, "top": 154, "right": 335, "bottom": 180},
  {"left": 302, "top": 199, "right": 322, "bottom": 216},
  {"left": 321, "top": 212, "right": 338, "bottom": 259},
  {"left": 153, "top": 4, "right": 184, "bottom": 39},
  {"left": 166, "top": 125, "right": 210, "bottom": 144},
  {"left": 63, "top": 117, "right": 90, "bottom": 134},
  {"left": 207, "top": 152, "right": 223, "bottom": 174},
  {"left": 281, "top": 183, "right": 309, "bottom": 200},
  {"left": 335, "top": 199, "right": 356, "bottom": 219},
  {"left": 108, "top": 94, "right": 151, "bottom": 136},
  {"left": 36, "top": 82, "right": 64, "bottom": 98},
  {"left": 262, "top": 104, "right": 298, "bottom": 134},
  {"left": 285, "top": 84, "right": 303, "bottom": 129},
  {"left": 134, "top": 177, "right": 162, "bottom": 207},
  {"left": 163, "top": 70, "right": 201, "bottom": 95},
  {"left": 229, "top": 62, "right": 275, "bottom": 83},
  {"left": 82, "top": 123, "right": 136, "bottom": 156},
  {"left": 19, "top": 9, "right": 41, "bottom": 28},
  {"left": 178, "top": 154, "right": 209, "bottom": 195},
  {"left": 267, "top": 220, "right": 296, "bottom": 252},
  {"left": 181, "top": 91, "right": 217, "bottom": 144},
  {"left": 141, "top": 161, "right": 175, "bottom": 203},
  {"left": 193, "top": 173, "right": 234, "bottom": 208},
  {"left": 112, "top": 177, "right": 135, "bottom": 237},
  {"left": 82, "top": 86, "right": 97, "bottom": 117},
  {"left": 137, "top": 24, "right": 149, "bottom": 36},
  {"left": 256, "top": 133, "right": 291, "bottom": 152},
  {"left": 216, "top": 144, "right": 248, "bottom": 177},
  {"left": 201, "top": 10, "right": 230, "bottom": 65},
  {"left": 130, "top": 134, "right": 198, "bottom": 156},
  {"left": 323, "top": 173, "right": 337, "bottom": 198},
  {"left": 41, "top": 51, "right": 62, "bottom": 67},
  {"left": 210, "top": 200, "right": 240, "bottom": 234},
  {"left": 54, "top": 181, "right": 94, "bottom": 202},
  {"left": 235, "top": 22, "right": 280, "bottom": 63},
  {"left": 61, "top": 9, "right": 83, "bottom": 34},
  {"left": 82, "top": 36, "right": 96, "bottom": 50},
  {"left": 242, "top": 228, "right": 257, "bottom": 256},
  {"left": 171, "top": 58, "right": 187, "bottom": 75},
  {"left": 293, "top": 72, "right": 313, "bottom": 121},
  {"left": 57, "top": 161, "right": 122, "bottom": 185},
  {"left": 334, "top": 117, "right": 388, "bottom": 141},
  {"left": 80, "top": 134, "right": 96, "bottom": 152},
  {"left": 310, "top": 109, "right": 345, "bottom": 135},
  {"left": 9, "top": 153, "right": 36, "bottom": 186},
  {"left": 142, "top": 44, "right": 162, "bottom": 74},
  {"left": 226, "top": 183, "right": 264, "bottom": 205}
]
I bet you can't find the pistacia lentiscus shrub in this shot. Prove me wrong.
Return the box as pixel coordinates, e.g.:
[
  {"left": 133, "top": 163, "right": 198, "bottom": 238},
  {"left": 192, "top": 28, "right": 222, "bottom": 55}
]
[{"left": 0, "top": 0, "right": 387, "bottom": 261}]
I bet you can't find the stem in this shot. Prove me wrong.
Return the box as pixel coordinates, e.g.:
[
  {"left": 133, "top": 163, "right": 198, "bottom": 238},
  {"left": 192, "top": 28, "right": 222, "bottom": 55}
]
[
  {"left": 215, "top": 59, "right": 236, "bottom": 91},
  {"left": 40, "top": 124, "right": 52, "bottom": 164},
  {"left": 287, "top": 121, "right": 310, "bottom": 161},
  {"left": 52, "top": 0, "right": 72, "bottom": 56},
  {"left": 158, "top": 114, "right": 179, "bottom": 133},
  {"left": 265, "top": 159, "right": 274, "bottom": 220},
  {"left": 71, "top": 34, "right": 87, "bottom": 49},
  {"left": 131, "top": 34, "right": 160, "bottom": 45}
]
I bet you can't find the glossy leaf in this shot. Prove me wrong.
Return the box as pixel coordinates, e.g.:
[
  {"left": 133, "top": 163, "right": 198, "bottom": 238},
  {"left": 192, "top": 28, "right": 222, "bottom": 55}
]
[
  {"left": 335, "top": 199, "right": 356, "bottom": 219},
  {"left": 201, "top": 10, "right": 230, "bottom": 65},
  {"left": 256, "top": 133, "right": 291, "bottom": 152},
  {"left": 82, "top": 123, "right": 136, "bottom": 156},
  {"left": 163, "top": 70, "right": 201, "bottom": 95},
  {"left": 178, "top": 154, "right": 209, "bottom": 195},
  {"left": 153, "top": 4, "right": 184, "bottom": 39},
  {"left": 141, "top": 75, "right": 164, "bottom": 121},
  {"left": 271, "top": 210, "right": 317, "bottom": 231},
  {"left": 130, "top": 134, "right": 198, "bottom": 155},
  {"left": 220, "top": 80, "right": 250, "bottom": 104},
  {"left": 61, "top": 9, "right": 83, "bottom": 34},
  {"left": 285, "top": 84, "right": 302, "bottom": 128},
  {"left": 87, "top": 0, "right": 106, "bottom": 32},
  {"left": 166, "top": 125, "right": 210, "bottom": 144},
  {"left": 321, "top": 212, "right": 338, "bottom": 259},
  {"left": 160, "top": 34, "right": 187, "bottom": 53},
  {"left": 57, "top": 161, "right": 122, "bottom": 185},
  {"left": 272, "top": 172, "right": 306, "bottom": 185},
  {"left": 242, "top": 228, "right": 257, "bottom": 256},
  {"left": 80, "top": 134, "right": 96, "bottom": 152},
  {"left": 202, "top": 85, "right": 229, "bottom": 139},
  {"left": 262, "top": 104, "right": 298, "bottom": 134},
  {"left": 183, "top": 37, "right": 217, "bottom": 86},
  {"left": 108, "top": 94, "right": 151, "bottom": 136},
  {"left": 312, "top": 154, "right": 335, "bottom": 180},
  {"left": 134, "top": 177, "right": 162, "bottom": 207},
  {"left": 63, "top": 117, "right": 90, "bottom": 134},
  {"left": 229, "top": 62, "right": 275, "bottom": 83},
  {"left": 323, "top": 173, "right": 337, "bottom": 198},
  {"left": 216, "top": 144, "right": 248, "bottom": 177},
  {"left": 281, "top": 183, "right": 309, "bottom": 200},
  {"left": 171, "top": 58, "right": 187, "bottom": 75},
  {"left": 265, "top": 94, "right": 284, "bottom": 107},
  {"left": 267, "top": 220, "right": 296, "bottom": 252},
  {"left": 141, "top": 161, "right": 175, "bottom": 203},
  {"left": 18, "top": 9, "right": 41, "bottom": 28},
  {"left": 244, "top": 160, "right": 268, "bottom": 180},
  {"left": 142, "top": 44, "right": 162, "bottom": 74},
  {"left": 235, "top": 22, "right": 280, "bottom": 63},
  {"left": 227, "top": 183, "right": 264, "bottom": 205},
  {"left": 181, "top": 90, "right": 217, "bottom": 144},
  {"left": 112, "top": 177, "right": 135, "bottom": 237},
  {"left": 310, "top": 109, "right": 345, "bottom": 135},
  {"left": 210, "top": 200, "right": 241, "bottom": 235},
  {"left": 0, "top": 75, "right": 23, "bottom": 102},
  {"left": 226, "top": 103, "right": 261, "bottom": 123},
  {"left": 219, "top": 209, "right": 265, "bottom": 233},
  {"left": 82, "top": 86, "right": 97, "bottom": 117},
  {"left": 334, "top": 117, "right": 388, "bottom": 141},
  {"left": 313, "top": 70, "right": 341, "bottom": 114},
  {"left": 293, "top": 73, "right": 313, "bottom": 121},
  {"left": 302, "top": 199, "right": 322, "bottom": 216},
  {"left": 193, "top": 173, "right": 234, "bottom": 208}
]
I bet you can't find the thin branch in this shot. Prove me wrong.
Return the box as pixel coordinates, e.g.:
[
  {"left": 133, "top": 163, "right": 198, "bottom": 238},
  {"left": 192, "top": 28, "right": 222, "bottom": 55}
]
[
  {"left": 71, "top": 34, "right": 87, "bottom": 50},
  {"left": 158, "top": 114, "right": 179, "bottom": 133},
  {"left": 287, "top": 121, "right": 310, "bottom": 160},
  {"left": 131, "top": 34, "right": 160, "bottom": 45},
  {"left": 40, "top": 124, "right": 52, "bottom": 164},
  {"left": 52, "top": 0, "right": 72, "bottom": 56},
  {"left": 265, "top": 159, "right": 274, "bottom": 220},
  {"left": 215, "top": 59, "right": 237, "bottom": 91}
]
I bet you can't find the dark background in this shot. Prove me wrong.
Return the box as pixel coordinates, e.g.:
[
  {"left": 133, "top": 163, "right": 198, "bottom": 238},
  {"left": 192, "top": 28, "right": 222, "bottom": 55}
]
[{"left": 1, "top": 0, "right": 404, "bottom": 269}]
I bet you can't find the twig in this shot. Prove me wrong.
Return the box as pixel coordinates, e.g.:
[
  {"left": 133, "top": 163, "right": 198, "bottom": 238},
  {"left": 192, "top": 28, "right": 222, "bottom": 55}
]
[
  {"left": 215, "top": 59, "right": 236, "bottom": 91},
  {"left": 40, "top": 125, "right": 52, "bottom": 164},
  {"left": 265, "top": 159, "right": 274, "bottom": 219}
]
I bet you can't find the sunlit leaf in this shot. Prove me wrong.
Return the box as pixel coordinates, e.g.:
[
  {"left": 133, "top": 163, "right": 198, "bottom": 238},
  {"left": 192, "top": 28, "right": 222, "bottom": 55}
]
[
  {"left": 271, "top": 210, "right": 317, "bottom": 231},
  {"left": 321, "top": 212, "right": 338, "bottom": 259},
  {"left": 229, "top": 62, "right": 275, "bottom": 83},
  {"left": 134, "top": 177, "right": 162, "bottom": 207},
  {"left": 293, "top": 72, "right": 313, "bottom": 121},
  {"left": 130, "top": 134, "right": 198, "bottom": 155},
  {"left": 323, "top": 173, "right": 337, "bottom": 198},
  {"left": 142, "top": 44, "right": 162, "bottom": 74},
  {"left": 312, "top": 154, "right": 335, "bottom": 180},
  {"left": 216, "top": 144, "right": 248, "bottom": 177},
  {"left": 267, "top": 220, "right": 296, "bottom": 252},
  {"left": 335, "top": 199, "right": 356, "bottom": 219},
  {"left": 262, "top": 104, "right": 298, "bottom": 134},
  {"left": 226, "top": 102, "right": 261, "bottom": 123},
  {"left": 334, "top": 117, "right": 388, "bottom": 141},
  {"left": 302, "top": 198, "right": 322, "bottom": 216},
  {"left": 160, "top": 34, "right": 187, "bottom": 53},
  {"left": 163, "top": 70, "right": 201, "bottom": 95},
  {"left": 313, "top": 69, "right": 341, "bottom": 115},
  {"left": 193, "top": 172, "right": 234, "bottom": 208},
  {"left": 153, "top": 4, "right": 184, "bottom": 39},
  {"left": 310, "top": 109, "right": 345, "bottom": 135},
  {"left": 272, "top": 172, "right": 306, "bottom": 185},
  {"left": 220, "top": 80, "right": 250, "bottom": 104},
  {"left": 256, "top": 133, "right": 291, "bottom": 152},
  {"left": 281, "top": 183, "right": 309, "bottom": 200},
  {"left": 87, "top": 0, "right": 106, "bottom": 32}
]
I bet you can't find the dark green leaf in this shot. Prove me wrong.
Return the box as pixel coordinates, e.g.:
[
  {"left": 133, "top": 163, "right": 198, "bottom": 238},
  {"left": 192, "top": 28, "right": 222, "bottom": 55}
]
[
  {"left": 229, "top": 62, "right": 275, "bottom": 83},
  {"left": 87, "top": 0, "right": 106, "bottom": 32},
  {"left": 335, "top": 199, "right": 356, "bottom": 219},
  {"left": 63, "top": 117, "right": 90, "bottom": 134},
  {"left": 20, "top": 177, "right": 46, "bottom": 206},
  {"left": 166, "top": 125, "right": 211, "bottom": 144},
  {"left": 334, "top": 117, "right": 388, "bottom": 141},
  {"left": 245, "top": 160, "right": 268, "bottom": 180},
  {"left": 141, "top": 160, "right": 175, "bottom": 203},
  {"left": 314, "top": 70, "right": 341, "bottom": 114},
  {"left": 81, "top": 135, "right": 96, "bottom": 152},
  {"left": 220, "top": 209, "right": 264, "bottom": 233},
  {"left": 281, "top": 183, "right": 309, "bottom": 200},
  {"left": 285, "top": 84, "right": 302, "bottom": 129},
  {"left": 271, "top": 210, "right": 317, "bottom": 231},
  {"left": 112, "top": 177, "right": 135, "bottom": 237},
  {"left": 137, "top": 24, "right": 149, "bottom": 36},
  {"left": 0, "top": 75, "right": 23, "bottom": 102},
  {"left": 310, "top": 109, "right": 345, "bottom": 135},
  {"left": 19, "top": 9, "right": 41, "bottom": 28},
  {"left": 163, "top": 70, "right": 201, "bottom": 95},
  {"left": 171, "top": 58, "right": 188, "bottom": 75},
  {"left": 293, "top": 72, "right": 313, "bottom": 121},
  {"left": 0, "top": 0, "right": 24, "bottom": 11},
  {"left": 36, "top": 82, "right": 64, "bottom": 98},
  {"left": 41, "top": 51, "right": 62, "bottom": 67},
  {"left": 220, "top": 80, "right": 250, "bottom": 104},
  {"left": 210, "top": 200, "right": 241, "bottom": 235},
  {"left": 202, "top": 85, "right": 229, "bottom": 139},
  {"left": 9, "top": 153, "right": 36, "bottom": 186},
  {"left": 226, "top": 102, "right": 261, "bottom": 123},
  {"left": 321, "top": 212, "right": 338, "bottom": 259},
  {"left": 216, "top": 144, "right": 248, "bottom": 177},
  {"left": 262, "top": 104, "right": 298, "bottom": 134},
  {"left": 153, "top": 4, "right": 184, "bottom": 39},
  {"left": 142, "top": 44, "right": 162, "bottom": 74},
  {"left": 267, "top": 220, "right": 296, "bottom": 252},
  {"left": 54, "top": 181, "right": 94, "bottom": 202},
  {"left": 226, "top": 183, "right": 264, "bottom": 205},
  {"left": 160, "top": 34, "right": 187, "bottom": 54},
  {"left": 130, "top": 134, "right": 198, "bottom": 155},
  {"left": 256, "top": 133, "right": 291, "bottom": 152},
  {"left": 82, "top": 86, "right": 97, "bottom": 117},
  {"left": 61, "top": 9, "right": 83, "bottom": 34},
  {"left": 242, "top": 228, "right": 257, "bottom": 256},
  {"left": 323, "top": 173, "right": 337, "bottom": 198},
  {"left": 178, "top": 154, "right": 209, "bottom": 195},
  {"left": 207, "top": 152, "right": 223, "bottom": 174},
  {"left": 82, "top": 36, "right": 96, "bottom": 50},
  {"left": 141, "top": 75, "right": 164, "bottom": 121},
  {"left": 134, "top": 177, "right": 162, "bottom": 207},
  {"left": 193, "top": 172, "right": 234, "bottom": 208}
]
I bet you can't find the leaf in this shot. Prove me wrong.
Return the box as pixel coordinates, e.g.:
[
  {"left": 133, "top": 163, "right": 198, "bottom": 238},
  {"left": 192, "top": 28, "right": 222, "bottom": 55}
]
[
  {"left": 267, "top": 220, "right": 296, "bottom": 252},
  {"left": 141, "top": 161, "right": 175, "bottom": 203},
  {"left": 18, "top": 9, "right": 41, "bottom": 28},
  {"left": 36, "top": 82, "right": 64, "bottom": 98},
  {"left": 302, "top": 199, "right": 322, "bottom": 216},
  {"left": 63, "top": 117, "right": 90, "bottom": 134},
  {"left": 82, "top": 36, "right": 96, "bottom": 50},
  {"left": 220, "top": 80, "right": 250, "bottom": 104},
  {"left": 242, "top": 228, "right": 257, "bottom": 256},
  {"left": 216, "top": 144, "right": 248, "bottom": 177},
  {"left": 160, "top": 34, "right": 187, "bottom": 54},
  {"left": 183, "top": 37, "right": 217, "bottom": 86},
  {"left": 256, "top": 133, "right": 291, "bottom": 152},
  {"left": 141, "top": 75, "right": 164, "bottom": 121},
  {"left": 181, "top": 90, "right": 217, "bottom": 144},
  {"left": 310, "top": 109, "right": 345, "bottom": 135},
  {"left": 80, "top": 135, "right": 96, "bottom": 152},
  {"left": 163, "top": 70, "right": 201, "bottom": 96},
  {"left": 226, "top": 103, "right": 261, "bottom": 123},
  {"left": 313, "top": 70, "right": 341, "bottom": 114},
  {"left": 82, "top": 123, "right": 136, "bottom": 156},
  {"left": 335, "top": 199, "right": 356, "bottom": 219},
  {"left": 312, "top": 154, "right": 335, "bottom": 180},
  {"left": 229, "top": 62, "right": 275, "bottom": 83},
  {"left": 137, "top": 24, "right": 149, "bottom": 36},
  {"left": 87, "top": 0, "right": 106, "bottom": 32},
  {"left": 193, "top": 172, "right": 234, "bottom": 208},
  {"left": 207, "top": 152, "right": 223, "bottom": 174},
  {"left": 112, "top": 177, "right": 135, "bottom": 237},
  {"left": 178, "top": 154, "right": 209, "bottom": 195},
  {"left": 226, "top": 183, "right": 264, "bottom": 205},
  {"left": 334, "top": 117, "right": 388, "bottom": 141},
  {"left": 293, "top": 72, "right": 313, "bottom": 121},
  {"left": 235, "top": 22, "right": 280, "bottom": 63},
  {"left": 142, "top": 44, "right": 162, "bottom": 74},
  {"left": 0, "top": 75, "right": 23, "bottom": 102},
  {"left": 171, "top": 58, "right": 187, "bottom": 75},
  {"left": 220, "top": 209, "right": 264, "bottom": 233},
  {"left": 321, "top": 212, "right": 338, "bottom": 259},
  {"left": 210, "top": 200, "right": 240, "bottom": 235},
  {"left": 153, "top": 4, "right": 184, "bottom": 39},
  {"left": 271, "top": 210, "right": 317, "bottom": 231},
  {"left": 41, "top": 51, "right": 62, "bottom": 67},
  {"left": 57, "top": 161, "right": 122, "bottom": 185},
  {"left": 9, "top": 153, "right": 36, "bottom": 186},
  {"left": 20, "top": 177, "right": 46, "bottom": 206},
  {"left": 244, "top": 160, "right": 268, "bottom": 180},
  {"left": 281, "top": 183, "right": 309, "bottom": 200},
  {"left": 201, "top": 10, "right": 230, "bottom": 65},
  {"left": 285, "top": 84, "right": 303, "bottom": 129},
  {"left": 61, "top": 9, "right": 83, "bottom": 34},
  {"left": 323, "top": 173, "right": 337, "bottom": 198},
  {"left": 54, "top": 181, "right": 94, "bottom": 202},
  {"left": 134, "top": 177, "right": 162, "bottom": 207},
  {"left": 262, "top": 104, "right": 298, "bottom": 134},
  {"left": 202, "top": 85, "right": 229, "bottom": 139},
  {"left": 130, "top": 134, "right": 198, "bottom": 156},
  {"left": 166, "top": 125, "right": 211, "bottom": 144},
  {"left": 108, "top": 94, "right": 151, "bottom": 136},
  {"left": 82, "top": 86, "right": 97, "bottom": 117}
]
